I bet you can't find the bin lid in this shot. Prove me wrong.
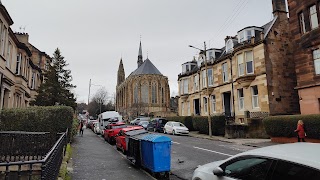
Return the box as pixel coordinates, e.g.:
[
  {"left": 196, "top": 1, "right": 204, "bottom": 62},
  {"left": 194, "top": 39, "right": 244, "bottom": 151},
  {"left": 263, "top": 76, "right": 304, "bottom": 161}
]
[
  {"left": 130, "top": 133, "right": 148, "bottom": 140},
  {"left": 126, "top": 129, "right": 148, "bottom": 136},
  {"left": 140, "top": 134, "right": 171, "bottom": 142}
]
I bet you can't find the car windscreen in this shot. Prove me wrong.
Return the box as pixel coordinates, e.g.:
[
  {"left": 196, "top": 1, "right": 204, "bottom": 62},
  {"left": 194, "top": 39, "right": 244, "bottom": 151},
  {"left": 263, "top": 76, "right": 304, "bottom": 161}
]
[
  {"left": 112, "top": 125, "right": 127, "bottom": 129},
  {"left": 159, "top": 119, "right": 168, "bottom": 124}
]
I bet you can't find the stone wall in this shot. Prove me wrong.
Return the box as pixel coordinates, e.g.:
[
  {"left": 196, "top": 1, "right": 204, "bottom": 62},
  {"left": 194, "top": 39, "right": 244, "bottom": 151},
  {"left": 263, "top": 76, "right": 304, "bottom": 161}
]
[{"left": 264, "top": 13, "right": 300, "bottom": 115}]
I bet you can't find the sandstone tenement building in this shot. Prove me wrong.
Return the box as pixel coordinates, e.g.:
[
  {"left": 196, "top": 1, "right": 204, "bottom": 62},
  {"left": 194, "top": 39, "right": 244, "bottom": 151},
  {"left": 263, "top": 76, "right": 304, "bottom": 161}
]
[
  {"left": 288, "top": 0, "right": 320, "bottom": 114},
  {"left": 0, "top": 2, "right": 50, "bottom": 109},
  {"left": 178, "top": 0, "right": 300, "bottom": 123},
  {"left": 116, "top": 41, "right": 170, "bottom": 119}
]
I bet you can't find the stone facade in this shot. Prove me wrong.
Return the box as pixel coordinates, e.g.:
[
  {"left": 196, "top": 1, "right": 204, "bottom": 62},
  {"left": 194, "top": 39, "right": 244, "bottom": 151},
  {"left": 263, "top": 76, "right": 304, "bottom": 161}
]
[
  {"left": 178, "top": 0, "right": 300, "bottom": 124},
  {"left": 288, "top": 0, "right": 320, "bottom": 114},
  {"left": 116, "top": 42, "right": 170, "bottom": 119},
  {"left": 0, "top": 3, "right": 49, "bottom": 109}
]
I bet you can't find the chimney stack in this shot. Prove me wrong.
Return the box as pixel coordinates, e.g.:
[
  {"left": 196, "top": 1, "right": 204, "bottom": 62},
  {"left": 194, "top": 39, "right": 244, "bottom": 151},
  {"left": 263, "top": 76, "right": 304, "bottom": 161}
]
[{"left": 272, "top": 0, "right": 287, "bottom": 19}]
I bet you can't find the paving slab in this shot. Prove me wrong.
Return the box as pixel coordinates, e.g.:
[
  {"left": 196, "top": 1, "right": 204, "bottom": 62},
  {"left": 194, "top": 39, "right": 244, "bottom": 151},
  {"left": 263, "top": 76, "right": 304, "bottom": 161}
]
[{"left": 71, "top": 129, "right": 153, "bottom": 180}]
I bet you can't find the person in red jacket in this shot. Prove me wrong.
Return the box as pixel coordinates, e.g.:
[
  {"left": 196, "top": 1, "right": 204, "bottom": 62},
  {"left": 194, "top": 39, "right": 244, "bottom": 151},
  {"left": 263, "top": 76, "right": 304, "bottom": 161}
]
[{"left": 294, "top": 120, "right": 306, "bottom": 142}]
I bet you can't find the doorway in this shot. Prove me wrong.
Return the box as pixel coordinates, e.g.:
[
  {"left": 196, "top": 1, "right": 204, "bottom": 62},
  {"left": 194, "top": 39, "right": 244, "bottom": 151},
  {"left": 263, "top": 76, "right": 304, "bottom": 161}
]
[
  {"left": 223, "top": 92, "right": 232, "bottom": 116},
  {"left": 194, "top": 99, "right": 200, "bottom": 115}
]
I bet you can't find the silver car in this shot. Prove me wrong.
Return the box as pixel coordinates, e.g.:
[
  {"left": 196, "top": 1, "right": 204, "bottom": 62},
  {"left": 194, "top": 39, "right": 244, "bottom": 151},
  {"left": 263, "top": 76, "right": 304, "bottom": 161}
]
[{"left": 192, "top": 143, "right": 320, "bottom": 180}]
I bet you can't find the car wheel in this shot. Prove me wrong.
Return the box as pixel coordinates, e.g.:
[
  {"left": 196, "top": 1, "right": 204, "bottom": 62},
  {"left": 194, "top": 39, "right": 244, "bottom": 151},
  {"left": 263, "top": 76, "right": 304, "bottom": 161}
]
[
  {"left": 122, "top": 147, "right": 126, "bottom": 155},
  {"left": 116, "top": 145, "right": 121, "bottom": 151},
  {"left": 153, "top": 127, "right": 157, "bottom": 132},
  {"left": 172, "top": 130, "right": 175, "bottom": 135}
]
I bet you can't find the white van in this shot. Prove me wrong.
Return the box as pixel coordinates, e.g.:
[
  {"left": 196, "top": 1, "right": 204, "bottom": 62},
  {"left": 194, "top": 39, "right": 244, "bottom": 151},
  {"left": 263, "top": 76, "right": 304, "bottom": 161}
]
[{"left": 97, "top": 111, "right": 123, "bottom": 135}]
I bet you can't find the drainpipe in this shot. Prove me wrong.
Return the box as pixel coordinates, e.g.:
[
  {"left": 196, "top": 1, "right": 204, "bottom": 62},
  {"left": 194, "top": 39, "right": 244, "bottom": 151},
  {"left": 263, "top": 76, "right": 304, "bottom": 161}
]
[{"left": 230, "top": 57, "right": 236, "bottom": 121}]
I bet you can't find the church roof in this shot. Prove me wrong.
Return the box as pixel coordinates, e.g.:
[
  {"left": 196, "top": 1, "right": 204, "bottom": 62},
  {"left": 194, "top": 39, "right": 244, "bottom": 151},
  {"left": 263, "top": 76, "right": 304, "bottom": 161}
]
[{"left": 130, "top": 58, "right": 162, "bottom": 76}]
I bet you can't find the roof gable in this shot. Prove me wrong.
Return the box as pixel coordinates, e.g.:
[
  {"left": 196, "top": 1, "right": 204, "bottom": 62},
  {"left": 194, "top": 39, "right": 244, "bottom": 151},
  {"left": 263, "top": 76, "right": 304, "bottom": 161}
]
[{"left": 130, "top": 58, "right": 162, "bottom": 76}]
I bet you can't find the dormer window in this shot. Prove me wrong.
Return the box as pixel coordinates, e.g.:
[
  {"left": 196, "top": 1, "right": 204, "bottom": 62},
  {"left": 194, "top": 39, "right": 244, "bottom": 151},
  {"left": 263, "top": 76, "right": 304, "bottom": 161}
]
[
  {"left": 226, "top": 39, "right": 234, "bottom": 53},
  {"left": 238, "top": 27, "right": 262, "bottom": 43}
]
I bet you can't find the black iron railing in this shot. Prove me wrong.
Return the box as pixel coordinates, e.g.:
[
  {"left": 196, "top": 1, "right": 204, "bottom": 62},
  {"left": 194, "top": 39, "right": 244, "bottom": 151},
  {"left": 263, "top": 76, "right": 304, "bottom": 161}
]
[{"left": 0, "top": 130, "right": 67, "bottom": 180}]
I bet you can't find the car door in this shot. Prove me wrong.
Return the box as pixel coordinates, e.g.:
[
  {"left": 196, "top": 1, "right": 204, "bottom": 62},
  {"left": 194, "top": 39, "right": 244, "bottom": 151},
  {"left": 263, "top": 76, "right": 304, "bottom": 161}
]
[
  {"left": 217, "top": 156, "right": 274, "bottom": 180},
  {"left": 270, "top": 160, "right": 320, "bottom": 180},
  {"left": 165, "top": 122, "right": 171, "bottom": 133}
]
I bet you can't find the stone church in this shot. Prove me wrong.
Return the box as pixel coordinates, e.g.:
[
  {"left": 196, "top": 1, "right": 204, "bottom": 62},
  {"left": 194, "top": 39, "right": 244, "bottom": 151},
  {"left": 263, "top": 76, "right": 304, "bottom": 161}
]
[{"left": 116, "top": 41, "right": 170, "bottom": 119}]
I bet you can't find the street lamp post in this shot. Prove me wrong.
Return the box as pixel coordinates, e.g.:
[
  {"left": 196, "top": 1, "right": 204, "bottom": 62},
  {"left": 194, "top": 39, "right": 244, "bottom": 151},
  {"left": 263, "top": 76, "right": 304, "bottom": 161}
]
[{"left": 189, "top": 42, "right": 212, "bottom": 137}]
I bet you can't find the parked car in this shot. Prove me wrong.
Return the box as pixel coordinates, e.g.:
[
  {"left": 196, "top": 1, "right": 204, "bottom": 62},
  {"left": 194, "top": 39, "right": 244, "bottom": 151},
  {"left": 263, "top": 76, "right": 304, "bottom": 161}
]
[
  {"left": 103, "top": 123, "right": 127, "bottom": 144},
  {"left": 192, "top": 143, "right": 320, "bottom": 180},
  {"left": 146, "top": 118, "right": 168, "bottom": 132},
  {"left": 93, "top": 122, "right": 100, "bottom": 134},
  {"left": 164, "top": 121, "right": 189, "bottom": 135},
  {"left": 115, "top": 126, "right": 145, "bottom": 154},
  {"left": 138, "top": 121, "right": 149, "bottom": 130},
  {"left": 130, "top": 117, "right": 150, "bottom": 125},
  {"left": 87, "top": 120, "right": 97, "bottom": 130}
]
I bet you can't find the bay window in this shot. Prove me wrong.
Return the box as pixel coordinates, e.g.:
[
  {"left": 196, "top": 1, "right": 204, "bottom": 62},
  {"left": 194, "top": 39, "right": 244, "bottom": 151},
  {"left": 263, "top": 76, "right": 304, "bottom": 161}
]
[
  {"left": 208, "top": 69, "right": 213, "bottom": 86},
  {"left": 251, "top": 86, "right": 259, "bottom": 108},
  {"left": 222, "top": 62, "right": 228, "bottom": 82},
  {"left": 238, "top": 89, "right": 244, "bottom": 110},
  {"left": 202, "top": 70, "right": 206, "bottom": 88},
  {"left": 245, "top": 51, "right": 254, "bottom": 74},
  {"left": 238, "top": 54, "right": 245, "bottom": 76},
  {"left": 211, "top": 95, "right": 216, "bottom": 113}
]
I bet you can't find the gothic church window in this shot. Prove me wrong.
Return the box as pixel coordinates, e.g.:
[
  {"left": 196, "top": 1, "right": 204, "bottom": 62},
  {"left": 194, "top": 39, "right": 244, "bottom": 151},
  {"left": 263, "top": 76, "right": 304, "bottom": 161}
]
[
  {"left": 134, "top": 83, "right": 139, "bottom": 103},
  {"left": 152, "top": 83, "right": 157, "bottom": 103},
  {"left": 141, "top": 82, "right": 149, "bottom": 103}
]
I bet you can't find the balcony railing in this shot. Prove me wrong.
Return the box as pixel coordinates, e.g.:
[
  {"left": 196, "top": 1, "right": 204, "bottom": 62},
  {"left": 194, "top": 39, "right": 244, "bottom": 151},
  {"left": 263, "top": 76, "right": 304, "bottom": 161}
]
[{"left": 0, "top": 130, "right": 67, "bottom": 180}]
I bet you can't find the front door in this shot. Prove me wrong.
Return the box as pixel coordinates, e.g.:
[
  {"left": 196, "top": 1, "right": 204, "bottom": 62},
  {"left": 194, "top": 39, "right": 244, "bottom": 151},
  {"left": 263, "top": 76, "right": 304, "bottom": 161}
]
[
  {"left": 194, "top": 99, "right": 200, "bottom": 115},
  {"left": 223, "top": 92, "right": 232, "bottom": 116}
]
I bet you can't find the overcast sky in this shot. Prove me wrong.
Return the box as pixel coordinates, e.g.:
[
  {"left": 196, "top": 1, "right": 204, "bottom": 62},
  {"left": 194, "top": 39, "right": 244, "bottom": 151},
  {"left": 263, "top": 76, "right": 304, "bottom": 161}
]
[{"left": 3, "top": 0, "right": 274, "bottom": 103}]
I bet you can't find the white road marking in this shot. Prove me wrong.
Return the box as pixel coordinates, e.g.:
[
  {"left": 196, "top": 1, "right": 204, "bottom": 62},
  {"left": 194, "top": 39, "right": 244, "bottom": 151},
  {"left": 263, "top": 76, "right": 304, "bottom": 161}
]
[
  {"left": 193, "top": 146, "right": 233, "bottom": 157},
  {"left": 172, "top": 141, "right": 180, "bottom": 144}
]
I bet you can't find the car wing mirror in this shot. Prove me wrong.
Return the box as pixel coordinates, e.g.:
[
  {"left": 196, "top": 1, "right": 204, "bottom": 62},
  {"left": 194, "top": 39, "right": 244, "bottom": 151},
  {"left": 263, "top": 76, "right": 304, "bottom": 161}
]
[{"left": 212, "top": 167, "right": 224, "bottom": 176}]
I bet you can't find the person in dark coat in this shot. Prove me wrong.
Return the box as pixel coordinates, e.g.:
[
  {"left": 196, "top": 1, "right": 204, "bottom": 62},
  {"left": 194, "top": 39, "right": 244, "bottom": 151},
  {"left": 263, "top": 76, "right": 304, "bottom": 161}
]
[
  {"left": 294, "top": 120, "right": 306, "bottom": 142},
  {"left": 79, "top": 121, "right": 84, "bottom": 136}
]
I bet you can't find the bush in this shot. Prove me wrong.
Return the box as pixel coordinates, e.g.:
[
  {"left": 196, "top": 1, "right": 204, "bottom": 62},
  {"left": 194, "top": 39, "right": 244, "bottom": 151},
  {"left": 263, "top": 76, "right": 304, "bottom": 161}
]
[
  {"left": 191, "top": 116, "right": 225, "bottom": 136},
  {"left": 263, "top": 114, "right": 320, "bottom": 139},
  {"left": 0, "top": 106, "right": 74, "bottom": 140},
  {"left": 167, "top": 116, "right": 225, "bottom": 136},
  {"left": 71, "top": 118, "right": 79, "bottom": 141}
]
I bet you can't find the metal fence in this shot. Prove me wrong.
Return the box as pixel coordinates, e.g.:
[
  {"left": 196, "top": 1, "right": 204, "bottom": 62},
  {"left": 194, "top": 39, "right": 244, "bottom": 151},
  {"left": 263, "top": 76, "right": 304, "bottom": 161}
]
[{"left": 0, "top": 131, "right": 67, "bottom": 180}]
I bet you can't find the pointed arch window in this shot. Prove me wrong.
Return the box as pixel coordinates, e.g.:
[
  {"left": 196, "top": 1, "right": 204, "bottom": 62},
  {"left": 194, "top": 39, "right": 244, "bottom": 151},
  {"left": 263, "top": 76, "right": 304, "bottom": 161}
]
[
  {"left": 161, "top": 87, "right": 165, "bottom": 104},
  {"left": 152, "top": 83, "right": 157, "bottom": 103},
  {"left": 134, "top": 83, "right": 139, "bottom": 103},
  {"left": 141, "top": 82, "right": 149, "bottom": 103}
]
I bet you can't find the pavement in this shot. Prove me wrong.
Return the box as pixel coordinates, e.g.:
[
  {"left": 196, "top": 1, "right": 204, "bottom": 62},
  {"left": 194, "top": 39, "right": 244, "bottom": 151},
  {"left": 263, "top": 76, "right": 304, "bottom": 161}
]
[
  {"left": 188, "top": 131, "right": 278, "bottom": 148},
  {"left": 71, "top": 128, "right": 153, "bottom": 180}
]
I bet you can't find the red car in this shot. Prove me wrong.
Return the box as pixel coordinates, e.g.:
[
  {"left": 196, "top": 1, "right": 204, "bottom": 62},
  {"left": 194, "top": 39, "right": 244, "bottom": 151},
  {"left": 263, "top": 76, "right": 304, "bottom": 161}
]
[
  {"left": 115, "top": 126, "right": 147, "bottom": 154},
  {"left": 104, "top": 123, "right": 127, "bottom": 144}
]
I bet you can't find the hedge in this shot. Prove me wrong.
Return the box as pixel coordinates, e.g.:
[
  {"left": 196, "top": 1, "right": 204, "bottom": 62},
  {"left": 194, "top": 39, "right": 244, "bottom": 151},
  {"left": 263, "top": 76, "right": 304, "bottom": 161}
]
[
  {"left": 263, "top": 114, "right": 320, "bottom": 139},
  {"left": 166, "top": 116, "right": 194, "bottom": 130},
  {"left": 0, "top": 106, "right": 74, "bottom": 141},
  {"left": 167, "top": 115, "right": 225, "bottom": 136}
]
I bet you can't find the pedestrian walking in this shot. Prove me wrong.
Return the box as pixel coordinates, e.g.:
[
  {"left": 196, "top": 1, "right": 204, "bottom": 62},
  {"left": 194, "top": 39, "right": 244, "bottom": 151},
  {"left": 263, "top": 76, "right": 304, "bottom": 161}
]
[
  {"left": 294, "top": 120, "right": 306, "bottom": 142},
  {"left": 79, "top": 121, "right": 84, "bottom": 136}
]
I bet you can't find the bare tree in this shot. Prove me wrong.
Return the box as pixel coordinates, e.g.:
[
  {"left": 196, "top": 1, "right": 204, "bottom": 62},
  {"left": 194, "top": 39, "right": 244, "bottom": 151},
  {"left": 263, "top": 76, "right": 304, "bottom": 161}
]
[{"left": 88, "top": 87, "right": 115, "bottom": 116}]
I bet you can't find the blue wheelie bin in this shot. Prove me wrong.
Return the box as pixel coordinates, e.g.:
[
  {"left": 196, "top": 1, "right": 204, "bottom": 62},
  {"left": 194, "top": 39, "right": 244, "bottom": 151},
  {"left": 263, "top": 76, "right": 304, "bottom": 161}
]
[{"left": 140, "top": 134, "right": 171, "bottom": 178}]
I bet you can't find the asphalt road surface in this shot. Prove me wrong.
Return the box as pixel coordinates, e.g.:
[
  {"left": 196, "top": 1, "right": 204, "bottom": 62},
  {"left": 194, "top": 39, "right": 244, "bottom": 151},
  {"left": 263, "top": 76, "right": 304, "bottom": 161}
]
[
  {"left": 164, "top": 133, "right": 255, "bottom": 180},
  {"left": 71, "top": 129, "right": 255, "bottom": 180}
]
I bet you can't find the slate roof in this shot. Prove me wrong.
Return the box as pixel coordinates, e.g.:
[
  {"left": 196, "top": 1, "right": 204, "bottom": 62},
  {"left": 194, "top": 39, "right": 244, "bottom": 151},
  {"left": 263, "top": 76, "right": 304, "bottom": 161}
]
[{"left": 130, "top": 58, "right": 162, "bottom": 76}]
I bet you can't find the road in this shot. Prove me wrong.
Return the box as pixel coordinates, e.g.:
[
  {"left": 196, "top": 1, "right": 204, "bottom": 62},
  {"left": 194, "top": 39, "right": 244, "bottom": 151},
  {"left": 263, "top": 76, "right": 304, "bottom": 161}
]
[
  {"left": 72, "top": 129, "right": 256, "bottom": 180},
  {"left": 165, "top": 133, "right": 255, "bottom": 179}
]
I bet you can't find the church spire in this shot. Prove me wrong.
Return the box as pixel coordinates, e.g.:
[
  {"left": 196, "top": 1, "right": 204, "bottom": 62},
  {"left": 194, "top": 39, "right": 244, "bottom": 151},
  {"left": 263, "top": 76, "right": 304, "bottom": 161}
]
[
  {"left": 117, "top": 58, "right": 125, "bottom": 86},
  {"left": 137, "top": 40, "right": 143, "bottom": 68}
]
